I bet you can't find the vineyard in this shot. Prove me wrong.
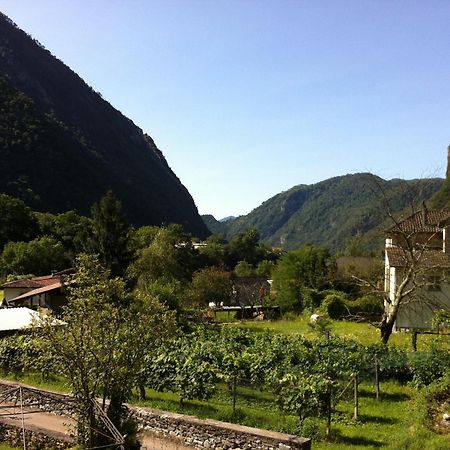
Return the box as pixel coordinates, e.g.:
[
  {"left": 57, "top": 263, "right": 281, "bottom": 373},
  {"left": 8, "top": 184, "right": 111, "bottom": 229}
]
[{"left": 0, "top": 321, "right": 449, "bottom": 449}]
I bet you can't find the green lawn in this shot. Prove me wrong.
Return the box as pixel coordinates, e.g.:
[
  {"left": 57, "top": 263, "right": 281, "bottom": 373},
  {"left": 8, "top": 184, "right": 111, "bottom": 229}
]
[{"left": 234, "top": 315, "right": 436, "bottom": 351}]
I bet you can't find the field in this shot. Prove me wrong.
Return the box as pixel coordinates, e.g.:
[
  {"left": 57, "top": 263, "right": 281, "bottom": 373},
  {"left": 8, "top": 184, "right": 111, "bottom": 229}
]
[{"left": 2, "top": 317, "right": 448, "bottom": 449}]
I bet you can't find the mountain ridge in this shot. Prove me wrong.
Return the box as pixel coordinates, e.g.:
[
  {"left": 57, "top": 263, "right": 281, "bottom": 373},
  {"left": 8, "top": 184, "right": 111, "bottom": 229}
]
[
  {"left": 0, "top": 12, "right": 209, "bottom": 237},
  {"left": 202, "top": 173, "right": 443, "bottom": 252}
]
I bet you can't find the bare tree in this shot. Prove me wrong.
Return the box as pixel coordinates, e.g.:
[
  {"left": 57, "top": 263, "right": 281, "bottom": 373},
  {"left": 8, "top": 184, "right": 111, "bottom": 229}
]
[{"left": 355, "top": 176, "right": 450, "bottom": 344}]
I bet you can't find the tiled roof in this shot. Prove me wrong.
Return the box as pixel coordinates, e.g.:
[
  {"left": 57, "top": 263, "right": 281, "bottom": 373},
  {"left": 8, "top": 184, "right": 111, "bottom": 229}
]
[
  {"left": 386, "top": 247, "right": 450, "bottom": 268},
  {"left": 387, "top": 209, "right": 450, "bottom": 234}
]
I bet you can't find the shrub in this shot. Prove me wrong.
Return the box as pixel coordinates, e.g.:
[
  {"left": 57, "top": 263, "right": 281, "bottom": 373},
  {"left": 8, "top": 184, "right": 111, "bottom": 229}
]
[
  {"left": 410, "top": 349, "right": 450, "bottom": 387},
  {"left": 319, "top": 291, "right": 348, "bottom": 319},
  {"left": 345, "top": 294, "right": 383, "bottom": 320}
]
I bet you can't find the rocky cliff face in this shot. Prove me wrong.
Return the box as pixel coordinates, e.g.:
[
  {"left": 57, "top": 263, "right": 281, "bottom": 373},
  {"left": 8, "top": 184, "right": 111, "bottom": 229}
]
[{"left": 0, "top": 13, "right": 209, "bottom": 237}]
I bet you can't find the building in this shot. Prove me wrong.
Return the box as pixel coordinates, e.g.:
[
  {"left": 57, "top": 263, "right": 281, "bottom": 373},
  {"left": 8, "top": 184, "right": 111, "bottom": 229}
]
[
  {"left": 0, "top": 270, "right": 72, "bottom": 314},
  {"left": 385, "top": 206, "right": 450, "bottom": 330}
]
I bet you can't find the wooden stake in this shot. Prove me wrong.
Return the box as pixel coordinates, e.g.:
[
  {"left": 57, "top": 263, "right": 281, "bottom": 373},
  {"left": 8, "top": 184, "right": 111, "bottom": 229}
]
[{"left": 353, "top": 375, "right": 359, "bottom": 419}]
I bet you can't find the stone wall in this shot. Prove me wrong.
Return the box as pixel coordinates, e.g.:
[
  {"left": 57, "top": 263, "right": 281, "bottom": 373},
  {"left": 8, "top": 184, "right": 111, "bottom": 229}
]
[
  {"left": 0, "top": 422, "right": 71, "bottom": 449},
  {"left": 134, "top": 408, "right": 311, "bottom": 450}
]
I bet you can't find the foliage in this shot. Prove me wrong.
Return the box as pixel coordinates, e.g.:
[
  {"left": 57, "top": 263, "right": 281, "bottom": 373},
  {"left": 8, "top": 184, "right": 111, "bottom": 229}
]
[
  {"left": 409, "top": 347, "right": 450, "bottom": 387},
  {"left": 35, "top": 210, "right": 91, "bottom": 255},
  {"left": 319, "top": 291, "right": 349, "bottom": 319},
  {"left": 39, "top": 254, "right": 176, "bottom": 446},
  {"left": 86, "top": 191, "right": 131, "bottom": 277},
  {"left": 234, "top": 260, "right": 255, "bottom": 277},
  {"left": 0, "top": 236, "right": 69, "bottom": 276},
  {"left": 189, "top": 266, "right": 233, "bottom": 308},
  {"left": 0, "top": 193, "right": 38, "bottom": 251},
  {"left": 273, "top": 245, "right": 334, "bottom": 312},
  {"left": 129, "top": 224, "right": 197, "bottom": 285}
]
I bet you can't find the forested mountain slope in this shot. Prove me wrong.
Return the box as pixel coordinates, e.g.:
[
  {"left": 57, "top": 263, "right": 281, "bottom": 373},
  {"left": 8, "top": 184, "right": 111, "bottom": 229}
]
[
  {"left": 204, "top": 174, "right": 443, "bottom": 252},
  {"left": 0, "top": 13, "right": 209, "bottom": 237}
]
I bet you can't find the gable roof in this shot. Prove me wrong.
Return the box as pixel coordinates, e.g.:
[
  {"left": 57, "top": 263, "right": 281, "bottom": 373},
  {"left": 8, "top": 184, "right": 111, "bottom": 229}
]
[{"left": 387, "top": 208, "right": 450, "bottom": 234}]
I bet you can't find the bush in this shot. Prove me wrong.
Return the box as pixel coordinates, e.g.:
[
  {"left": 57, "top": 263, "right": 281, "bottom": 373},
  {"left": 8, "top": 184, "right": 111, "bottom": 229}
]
[
  {"left": 319, "top": 291, "right": 349, "bottom": 319},
  {"left": 410, "top": 349, "right": 450, "bottom": 387},
  {"left": 345, "top": 294, "right": 383, "bottom": 320}
]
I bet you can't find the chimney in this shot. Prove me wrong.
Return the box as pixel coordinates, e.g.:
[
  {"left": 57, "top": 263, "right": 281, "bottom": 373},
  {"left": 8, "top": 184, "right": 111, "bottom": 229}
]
[{"left": 422, "top": 201, "right": 428, "bottom": 226}]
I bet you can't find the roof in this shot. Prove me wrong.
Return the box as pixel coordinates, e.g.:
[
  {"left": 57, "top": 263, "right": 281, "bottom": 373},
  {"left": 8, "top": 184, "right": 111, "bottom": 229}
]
[
  {"left": 0, "top": 269, "right": 73, "bottom": 289},
  {"left": 0, "top": 307, "right": 40, "bottom": 331},
  {"left": 387, "top": 208, "right": 450, "bottom": 234},
  {"left": 7, "top": 281, "right": 65, "bottom": 304},
  {"left": 386, "top": 247, "right": 450, "bottom": 268}
]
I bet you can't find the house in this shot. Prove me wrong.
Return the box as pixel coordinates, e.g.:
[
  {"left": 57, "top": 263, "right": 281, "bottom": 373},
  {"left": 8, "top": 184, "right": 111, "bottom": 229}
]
[
  {"left": 0, "top": 270, "right": 72, "bottom": 314},
  {"left": 385, "top": 206, "right": 450, "bottom": 330}
]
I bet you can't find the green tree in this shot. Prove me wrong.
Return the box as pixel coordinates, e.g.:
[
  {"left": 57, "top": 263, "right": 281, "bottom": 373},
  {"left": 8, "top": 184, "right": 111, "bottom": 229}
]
[
  {"left": 234, "top": 260, "right": 255, "bottom": 277},
  {"left": 189, "top": 266, "right": 233, "bottom": 307},
  {"left": 272, "top": 245, "right": 333, "bottom": 312},
  {"left": 1, "top": 236, "right": 69, "bottom": 276},
  {"left": 35, "top": 210, "right": 91, "bottom": 255},
  {"left": 87, "top": 191, "right": 131, "bottom": 277},
  {"left": 0, "top": 193, "right": 38, "bottom": 250},
  {"left": 129, "top": 224, "right": 196, "bottom": 285},
  {"left": 39, "top": 254, "right": 175, "bottom": 446}
]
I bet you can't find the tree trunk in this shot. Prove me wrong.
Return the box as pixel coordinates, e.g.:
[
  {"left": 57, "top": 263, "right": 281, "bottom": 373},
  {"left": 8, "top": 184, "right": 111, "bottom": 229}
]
[
  {"left": 138, "top": 384, "right": 146, "bottom": 400},
  {"left": 380, "top": 316, "right": 395, "bottom": 345}
]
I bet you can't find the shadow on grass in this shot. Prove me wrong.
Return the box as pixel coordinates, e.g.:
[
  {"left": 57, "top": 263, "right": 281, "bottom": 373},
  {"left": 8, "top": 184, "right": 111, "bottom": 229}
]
[
  {"left": 330, "top": 430, "right": 384, "bottom": 447},
  {"left": 359, "top": 389, "right": 410, "bottom": 402},
  {"left": 358, "top": 413, "right": 398, "bottom": 425}
]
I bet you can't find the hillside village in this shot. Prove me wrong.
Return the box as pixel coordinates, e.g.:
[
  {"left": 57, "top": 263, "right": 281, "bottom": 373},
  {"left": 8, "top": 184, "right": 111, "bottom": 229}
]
[{"left": 0, "top": 6, "right": 449, "bottom": 450}]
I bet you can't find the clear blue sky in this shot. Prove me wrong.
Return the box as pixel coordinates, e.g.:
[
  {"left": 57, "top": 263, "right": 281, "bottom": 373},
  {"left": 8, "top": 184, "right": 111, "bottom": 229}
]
[{"left": 1, "top": 1, "right": 449, "bottom": 218}]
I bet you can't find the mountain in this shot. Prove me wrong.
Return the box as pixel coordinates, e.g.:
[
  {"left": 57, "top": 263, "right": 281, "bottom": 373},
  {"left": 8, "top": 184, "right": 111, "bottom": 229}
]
[
  {"left": 203, "top": 173, "right": 443, "bottom": 252},
  {"left": 0, "top": 13, "right": 209, "bottom": 238}
]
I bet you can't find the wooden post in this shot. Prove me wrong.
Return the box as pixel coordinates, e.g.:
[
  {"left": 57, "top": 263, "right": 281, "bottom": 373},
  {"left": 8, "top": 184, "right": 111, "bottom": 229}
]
[
  {"left": 232, "top": 376, "right": 237, "bottom": 414},
  {"left": 20, "top": 387, "right": 26, "bottom": 450},
  {"left": 326, "top": 382, "right": 332, "bottom": 439},
  {"left": 353, "top": 375, "right": 359, "bottom": 419},
  {"left": 374, "top": 354, "right": 380, "bottom": 400}
]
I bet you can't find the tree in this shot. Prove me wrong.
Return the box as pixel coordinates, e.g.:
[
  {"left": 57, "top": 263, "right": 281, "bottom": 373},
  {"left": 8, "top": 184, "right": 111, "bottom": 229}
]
[
  {"left": 234, "top": 260, "right": 255, "bottom": 277},
  {"left": 35, "top": 210, "right": 91, "bottom": 255},
  {"left": 1, "top": 236, "right": 69, "bottom": 276},
  {"left": 0, "top": 193, "right": 38, "bottom": 250},
  {"left": 87, "top": 191, "right": 131, "bottom": 277},
  {"left": 128, "top": 224, "right": 196, "bottom": 285},
  {"left": 272, "top": 245, "right": 334, "bottom": 312},
  {"left": 189, "top": 266, "right": 233, "bottom": 308},
  {"left": 39, "top": 254, "right": 176, "bottom": 446}
]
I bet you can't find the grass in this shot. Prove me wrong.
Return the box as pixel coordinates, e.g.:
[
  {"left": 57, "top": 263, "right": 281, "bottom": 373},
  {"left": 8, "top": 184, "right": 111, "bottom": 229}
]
[
  {"left": 0, "top": 445, "right": 18, "bottom": 450},
  {"left": 234, "top": 315, "right": 437, "bottom": 351}
]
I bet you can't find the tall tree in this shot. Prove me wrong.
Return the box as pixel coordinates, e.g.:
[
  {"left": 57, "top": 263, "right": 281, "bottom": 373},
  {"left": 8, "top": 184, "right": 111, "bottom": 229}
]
[
  {"left": 87, "top": 191, "right": 131, "bottom": 277},
  {"left": 39, "top": 254, "right": 175, "bottom": 446},
  {"left": 273, "top": 245, "right": 333, "bottom": 312}
]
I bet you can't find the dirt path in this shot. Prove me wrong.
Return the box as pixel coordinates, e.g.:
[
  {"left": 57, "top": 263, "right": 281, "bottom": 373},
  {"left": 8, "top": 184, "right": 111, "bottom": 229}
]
[{"left": 0, "top": 402, "right": 74, "bottom": 441}]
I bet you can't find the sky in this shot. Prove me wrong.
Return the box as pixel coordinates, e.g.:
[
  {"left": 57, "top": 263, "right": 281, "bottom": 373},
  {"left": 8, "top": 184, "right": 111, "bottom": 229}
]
[{"left": 1, "top": 1, "right": 449, "bottom": 219}]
